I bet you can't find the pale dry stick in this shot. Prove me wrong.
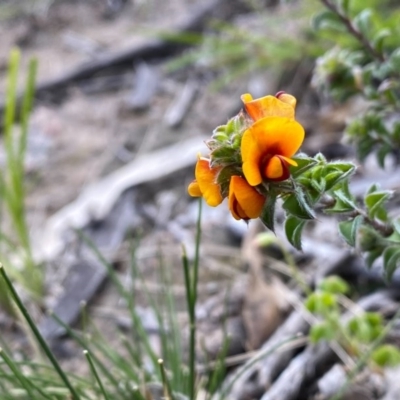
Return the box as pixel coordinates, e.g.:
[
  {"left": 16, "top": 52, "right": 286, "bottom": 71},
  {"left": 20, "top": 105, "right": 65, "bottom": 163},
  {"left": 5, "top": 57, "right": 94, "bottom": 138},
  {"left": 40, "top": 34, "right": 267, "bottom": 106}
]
[
  {"left": 198, "top": 336, "right": 308, "bottom": 373},
  {"left": 261, "top": 291, "right": 398, "bottom": 400}
]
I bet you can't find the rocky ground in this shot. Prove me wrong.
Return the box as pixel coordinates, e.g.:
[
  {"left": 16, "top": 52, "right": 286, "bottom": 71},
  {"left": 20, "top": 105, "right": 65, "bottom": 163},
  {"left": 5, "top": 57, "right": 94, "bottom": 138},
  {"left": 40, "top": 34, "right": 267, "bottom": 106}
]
[{"left": 1, "top": 1, "right": 400, "bottom": 399}]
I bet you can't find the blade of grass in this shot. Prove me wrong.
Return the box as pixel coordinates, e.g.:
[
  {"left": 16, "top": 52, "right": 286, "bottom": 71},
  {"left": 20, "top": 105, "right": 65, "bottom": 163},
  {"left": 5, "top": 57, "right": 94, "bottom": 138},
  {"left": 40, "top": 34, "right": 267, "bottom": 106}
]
[
  {"left": 182, "top": 198, "right": 202, "bottom": 400},
  {"left": 77, "top": 230, "right": 160, "bottom": 373},
  {"left": 158, "top": 359, "right": 174, "bottom": 400},
  {"left": 83, "top": 349, "right": 111, "bottom": 400},
  {"left": 49, "top": 311, "right": 122, "bottom": 392},
  {"left": 0, "top": 264, "right": 81, "bottom": 400}
]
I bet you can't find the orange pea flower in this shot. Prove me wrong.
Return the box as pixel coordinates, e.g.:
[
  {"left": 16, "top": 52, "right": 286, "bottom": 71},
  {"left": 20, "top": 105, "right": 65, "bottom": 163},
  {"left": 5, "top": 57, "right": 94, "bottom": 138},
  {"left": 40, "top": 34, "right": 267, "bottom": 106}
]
[
  {"left": 188, "top": 157, "right": 223, "bottom": 207},
  {"left": 240, "top": 92, "right": 304, "bottom": 185},
  {"left": 241, "top": 92, "right": 297, "bottom": 121},
  {"left": 228, "top": 176, "right": 265, "bottom": 220}
]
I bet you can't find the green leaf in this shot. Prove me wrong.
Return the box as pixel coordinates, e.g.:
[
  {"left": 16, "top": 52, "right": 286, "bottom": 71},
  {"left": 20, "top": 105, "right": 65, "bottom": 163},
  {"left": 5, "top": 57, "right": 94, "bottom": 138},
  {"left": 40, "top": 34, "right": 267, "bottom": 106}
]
[
  {"left": 333, "top": 189, "right": 358, "bottom": 210},
  {"left": 338, "top": 0, "right": 350, "bottom": 14},
  {"left": 347, "top": 317, "right": 373, "bottom": 343},
  {"left": 260, "top": 193, "right": 277, "bottom": 233},
  {"left": 289, "top": 156, "right": 318, "bottom": 178},
  {"left": 364, "top": 190, "right": 392, "bottom": 219},
  {"left": 305, "top": 291, "right": 337, "bottom": 315},
  {"left": 283, "top": 190, "right": 316, "bottom": 220},
  {"left": 372, "top": 344, "right": 400, "bottom": 367},
  {"left": 285, "top": 216, "right": 306, "bottom": 251},
  {"left": 365, "top": 249, "right": 382, "bottom": 269},
  {"left": 338, "top": 215, "right": 363, "bottom": 247},
  {"left": 364, "top": 312, "right": 382, "bottom": 328},
  {"left": 376, "top": 143, "right": 392, "bottom": 168},
  {"left": 318, "top": 276, "right": 350, "bottom": 295},
  {"left": 324, "top": 162, "right": 356, "bottom": 190},
  {"left": 393, "top": 218, "right": 400, "bottom": 236},
  {"left": 312, "top": 10, "right": 346, "bottom": 32},
  {"left": 353, "top": 9, "right": 374, "bottom": 38},
  {"left": 383, "top": 245, "right": 400, "bottom": 281},
  {"left": 310, "top": 322, "right": 335, "bottom": 343}
]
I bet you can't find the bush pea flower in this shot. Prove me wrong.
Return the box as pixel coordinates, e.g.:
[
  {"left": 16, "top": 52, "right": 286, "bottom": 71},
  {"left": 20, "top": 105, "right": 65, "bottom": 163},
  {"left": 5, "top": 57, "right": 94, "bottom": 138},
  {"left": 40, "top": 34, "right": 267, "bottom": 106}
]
[
  {"left": 240, "top": 92, "right": 304, "bottom": 185},
  {"left": 241, "top": 92, "right": 297, "bottom": 121},
  {"left": 228, "top": 176, "right": 265, "bottom": 220},
  {"left": 188, "top": 156, "right": 223, "bottom": 207}
]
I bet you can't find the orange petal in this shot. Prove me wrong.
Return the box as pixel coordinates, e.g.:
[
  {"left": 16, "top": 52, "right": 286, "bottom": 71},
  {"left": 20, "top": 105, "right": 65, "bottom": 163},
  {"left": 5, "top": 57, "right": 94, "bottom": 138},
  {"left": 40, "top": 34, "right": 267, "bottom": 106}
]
[
  {"left": 241, "top": 128, "right": 263, "bottom": 186},
  {"left": 241, "top": 93, "right": 295, "bottom": 121},
  {"left": 264, "top": 155, "right": 292, "bottom": 181},
  {"left": 265, "top": 156, "right": 284, "bottom": 180},
  {"left": 229, "top": 176, "right": 265, "bottom": 220},
  {"left": 241, "top": 117, "right": 304, "bottom": 185},
  {"left": 188, "top": 180, "right": 202, "bottom": 197},
  {"left": 195, "top": 158, "right": 223, "bottom": 207},
  {"left": 276, "top": 92, "right": 297, "bottom": 109}
]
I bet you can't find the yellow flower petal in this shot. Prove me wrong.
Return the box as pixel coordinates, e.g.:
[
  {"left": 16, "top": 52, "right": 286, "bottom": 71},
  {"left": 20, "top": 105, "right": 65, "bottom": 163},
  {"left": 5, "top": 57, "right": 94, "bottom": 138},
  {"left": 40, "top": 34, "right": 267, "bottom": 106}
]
[
  {"left": 265, "top": 156, "right": 284, "bottom": 180},
  {"left": 275, "top": 92, "right": 297, "bottom": 109},
  {"left": 229, "top": 176, "right": 265, "bottom": 220},
  {"left": 241, "top": 93, "right": 295, "bottom": 121},
  {"left": 195, "top": 158, "right": 223, "bottom": 207},
  {"left": 188, "top": 180, "right": 202, "bottom": 197},
  {"left": 241, "top": 117, "right": 304, "bottom": 185}
]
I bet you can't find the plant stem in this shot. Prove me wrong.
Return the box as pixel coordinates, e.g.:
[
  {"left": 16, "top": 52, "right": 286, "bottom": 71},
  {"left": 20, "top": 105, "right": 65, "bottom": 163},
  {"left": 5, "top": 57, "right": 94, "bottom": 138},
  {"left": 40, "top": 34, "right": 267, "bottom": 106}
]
[
  {"left": 84, "top": 350, "right": 110, "bottom": 400},
  {"left": 319, "top": 0, "right": 384, "bottom": 62},
  {"left": 182, "top": 199, "right": 202, "bottom": 400},
  {"left": 0, "top": 265, "right": 81, "bottom": 400}
]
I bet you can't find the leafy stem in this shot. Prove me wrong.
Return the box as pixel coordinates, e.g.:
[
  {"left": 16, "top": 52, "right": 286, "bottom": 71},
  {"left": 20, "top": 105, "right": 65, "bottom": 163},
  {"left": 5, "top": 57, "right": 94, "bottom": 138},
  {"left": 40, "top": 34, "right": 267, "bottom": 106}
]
[{"left": 319, "top": 0, "right": 385, "bottom": 62}]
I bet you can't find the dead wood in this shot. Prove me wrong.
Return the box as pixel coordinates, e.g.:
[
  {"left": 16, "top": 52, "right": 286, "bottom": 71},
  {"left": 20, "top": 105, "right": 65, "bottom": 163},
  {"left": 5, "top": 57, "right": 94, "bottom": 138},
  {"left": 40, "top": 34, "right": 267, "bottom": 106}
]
[
  {"left": 222, "top": 310, "right": 309, "bottom": 400},
  {"left": 316, "top": 364, "right": 385, "bottom": 400},
  {"left": 260, "top": 291, "right": 398, "bottom": 400},
  {"left": 222, "top": 291, "right": 399, "bottom": 400}
]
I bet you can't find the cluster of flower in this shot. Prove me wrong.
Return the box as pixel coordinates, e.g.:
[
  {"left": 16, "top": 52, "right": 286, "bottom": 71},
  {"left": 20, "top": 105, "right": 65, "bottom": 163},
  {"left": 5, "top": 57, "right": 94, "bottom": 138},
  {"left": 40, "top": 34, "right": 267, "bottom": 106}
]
[{"left": 188, "top": 92, "right": 305, "bottom": 221}]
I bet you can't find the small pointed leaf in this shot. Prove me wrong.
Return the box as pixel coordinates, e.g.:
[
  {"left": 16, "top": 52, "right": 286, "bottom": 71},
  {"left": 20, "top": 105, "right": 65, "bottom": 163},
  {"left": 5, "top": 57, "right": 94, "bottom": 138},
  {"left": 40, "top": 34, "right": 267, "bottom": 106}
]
[
  {"left": 260, "top": 193, "right": 277, "bottom": 232},
  {"left": 338, "top": 215, "right": 363, "bottom": 247},
  {"left": 383, "top": 245, "right": 400, "bottom": 281},
  {"left": 285, "top": 216, "right": 306, "bottom": 250}
]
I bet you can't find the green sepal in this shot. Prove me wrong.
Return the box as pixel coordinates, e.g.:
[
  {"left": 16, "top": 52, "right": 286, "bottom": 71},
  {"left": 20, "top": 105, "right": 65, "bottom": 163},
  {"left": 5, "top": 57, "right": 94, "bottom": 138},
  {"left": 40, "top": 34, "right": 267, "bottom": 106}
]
[
  {"left": 318, "top": 275, "right": 350, "bottom": 295},
  {"left": 310, "top": 321, "right": 335, "bottom": 343},
  {"left": 284, "top": 215, "right": 306, "bottom": 250},
  {"left": 211, "top": 146, "right": 237, "bottom": 160},
  {"left": 283, "top": 189, "right": 316, "bottom": 220},
  {"left": 216, "top": 165, "right": 242, "bottom": 197},
  {"left": 372, "top": 344, "right": 400, "bottom": 367},
  {"left": 260, "top": 193, "right": 277, "bottom": 233},
  {"left": 383, "top": 245, "right": 400, "bottom": 281},
  {"left": 338, "top": 215, "right": 363, "bottom": 247}
]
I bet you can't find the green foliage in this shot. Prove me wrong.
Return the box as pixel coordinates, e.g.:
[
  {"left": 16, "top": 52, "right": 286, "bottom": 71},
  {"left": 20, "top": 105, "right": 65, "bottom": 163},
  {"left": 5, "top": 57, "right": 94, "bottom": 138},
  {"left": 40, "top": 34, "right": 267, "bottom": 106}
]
[
  {"left": 306, "top": 276, "right": 400, "bottom": 369},
  {"left": 0, "top": 49, "right": 43, "bottom": 304},
  {"left": 318, "top": 275, "right": 350, "bottom": 295},
  {"left": 371, "top": 344, "right": 400, "bottom": 367},
  {"left": 312, "top": 0, "right": 400, "bottom": 164}
]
